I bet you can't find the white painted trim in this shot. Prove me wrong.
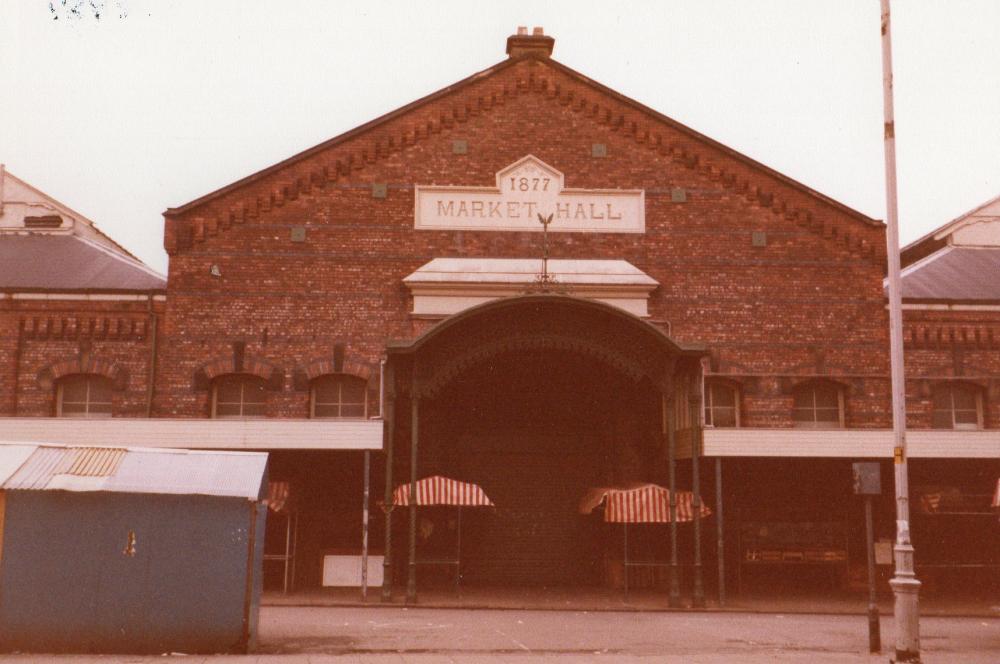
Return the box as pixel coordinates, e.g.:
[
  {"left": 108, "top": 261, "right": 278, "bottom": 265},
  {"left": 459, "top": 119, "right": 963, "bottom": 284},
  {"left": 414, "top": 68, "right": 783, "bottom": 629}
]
[
  {"left": 8, "top": 292, "right": 165, "bottom": 301},
  {"left": 703, "top": 428, "right": 1000, "bottom": 459},
  {"left": 900, "top": 302, "right": 1000, "bottom": 311},
  {"left": 0, "top": 418, "right": 384, "bottom": 451}
]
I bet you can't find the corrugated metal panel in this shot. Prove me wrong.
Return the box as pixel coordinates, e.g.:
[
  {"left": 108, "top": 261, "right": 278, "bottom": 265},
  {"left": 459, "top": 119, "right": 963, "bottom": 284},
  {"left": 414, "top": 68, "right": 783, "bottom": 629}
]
[
  {"left": 0, "top": 418, "right": 383, "bottom": 450},
  {"left": 105, "top": 449, "right": 267, "bottom": 500},
  {"left": 66, "top": 447, "right": 125, "bottom": 476},
  {"left": 0, "top": 445, "right": 37, "bottom": 484},
  {"left": 5, "top": 447, "right": 74, "bottom": 490},
  {"left": 0, "top": 443, "right": 266, "bottom": 499}
]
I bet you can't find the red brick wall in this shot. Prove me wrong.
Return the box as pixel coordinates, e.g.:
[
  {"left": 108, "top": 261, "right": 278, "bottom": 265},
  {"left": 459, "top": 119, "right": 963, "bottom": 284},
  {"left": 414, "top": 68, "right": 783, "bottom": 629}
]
[
  {"left": 0, "top": 299, "right": 162, "bottom": 416},
  {"left": 153, "top": 56, "right": 893, "bottom": 428},
  {"left": 903, "top": 308, "right": 1000, "bottom": 428}
]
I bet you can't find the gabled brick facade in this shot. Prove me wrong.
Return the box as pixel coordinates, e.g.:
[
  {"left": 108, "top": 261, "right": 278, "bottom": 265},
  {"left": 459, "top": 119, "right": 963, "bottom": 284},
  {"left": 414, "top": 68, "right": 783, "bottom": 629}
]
[{"left": 150, "top": 41, "right": 891, "bottom": 427}]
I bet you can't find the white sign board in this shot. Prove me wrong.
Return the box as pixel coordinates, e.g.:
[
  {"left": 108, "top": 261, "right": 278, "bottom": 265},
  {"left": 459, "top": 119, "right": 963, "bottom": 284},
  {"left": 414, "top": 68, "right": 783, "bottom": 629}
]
[{"left": 415, "top": 155, "right": 644, "bottom": 233}]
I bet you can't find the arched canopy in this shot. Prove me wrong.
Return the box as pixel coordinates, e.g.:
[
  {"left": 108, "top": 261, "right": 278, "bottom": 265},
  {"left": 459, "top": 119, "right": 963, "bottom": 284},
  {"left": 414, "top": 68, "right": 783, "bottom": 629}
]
[{"left": 387, "top": 294, "right": 706, "bottom": 398}]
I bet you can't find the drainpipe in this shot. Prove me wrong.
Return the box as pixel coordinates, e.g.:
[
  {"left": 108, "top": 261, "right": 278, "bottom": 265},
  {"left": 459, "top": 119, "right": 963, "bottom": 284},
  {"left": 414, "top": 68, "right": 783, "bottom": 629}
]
[
  {"left": 11, "top": 317, "right": 24, "bottom": 414},
  {"left": 145, "top": 293, "right": 159, "bottom": 417}
]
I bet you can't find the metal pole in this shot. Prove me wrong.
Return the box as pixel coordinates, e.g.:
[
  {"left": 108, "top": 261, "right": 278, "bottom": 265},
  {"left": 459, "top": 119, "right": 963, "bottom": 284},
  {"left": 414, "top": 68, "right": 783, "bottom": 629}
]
[
  {"left": 715, "top": 457, "right": 725, "bottom": 607},
  {"left": 283, "top": 509, "right": 291, "bottom": 594},
  {"left": 879, "top": 2, "right": 920, "bottom": 660},
  {"left": 666, "top": 393, "right": 681, "bottom": 607},
  {"left": 456, "top": 507, "right": 462, "bottom": 588},
  {"left": 690, "top": 392, "right": 705, "bottom": 608},
  {"left": 381, "top": 362, "right": 396, "bottom": 602},
  {"left": 865, "top": 495, "right": 881, "bottom": 653},
  {"left": 362, "top": 450, "right": 371, "bottom": 601},
  {"left": 406, "top": 386, "right": 420, "bottom": 604},
  {"left": 623, "top": 522, "right": 629, "bottom": 599}
]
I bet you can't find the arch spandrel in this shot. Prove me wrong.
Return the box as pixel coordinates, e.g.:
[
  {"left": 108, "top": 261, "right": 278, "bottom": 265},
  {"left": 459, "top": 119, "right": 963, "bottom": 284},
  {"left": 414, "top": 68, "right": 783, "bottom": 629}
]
[{"left": 387, "top": 294, "right": 705, "bottom": 397}]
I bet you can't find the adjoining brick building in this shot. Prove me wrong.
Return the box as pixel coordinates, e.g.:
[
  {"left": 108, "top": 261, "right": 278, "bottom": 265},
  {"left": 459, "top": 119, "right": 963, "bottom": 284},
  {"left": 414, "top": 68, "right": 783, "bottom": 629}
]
[{"left": 2, "top": 29, "right": 996, "bottom": 604}]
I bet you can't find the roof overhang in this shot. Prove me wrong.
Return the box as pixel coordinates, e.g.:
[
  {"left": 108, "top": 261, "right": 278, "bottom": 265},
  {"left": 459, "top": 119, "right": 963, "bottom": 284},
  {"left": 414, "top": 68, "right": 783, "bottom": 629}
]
[
  {"left": 403, "top": 258, "right": 659, "bottom": 318},
  {"left": 703, "top": 428, "right": 1000, "bottom": 459},
  {"left": 0, "top": 418, "right": 384, "bottom": 451}
]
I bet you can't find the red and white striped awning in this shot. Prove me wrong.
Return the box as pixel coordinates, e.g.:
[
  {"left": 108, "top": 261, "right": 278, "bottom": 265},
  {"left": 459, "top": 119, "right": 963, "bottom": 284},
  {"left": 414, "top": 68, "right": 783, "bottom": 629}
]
[
  {"left": 266, "top": 481, "right": 291, "bottom": 513},
  {"left": 393, "top": 475, "right": 495, "bottom": 507},
  {"left": 581, "top": 484, "right": 712, "bottom": 523}
]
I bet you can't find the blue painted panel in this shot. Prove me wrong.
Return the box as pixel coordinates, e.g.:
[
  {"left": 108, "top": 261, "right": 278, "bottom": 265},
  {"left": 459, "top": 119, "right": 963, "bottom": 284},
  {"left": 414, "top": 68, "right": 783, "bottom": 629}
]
[{"left": 0, "top": 490, "right": 265, "bottom": 654}]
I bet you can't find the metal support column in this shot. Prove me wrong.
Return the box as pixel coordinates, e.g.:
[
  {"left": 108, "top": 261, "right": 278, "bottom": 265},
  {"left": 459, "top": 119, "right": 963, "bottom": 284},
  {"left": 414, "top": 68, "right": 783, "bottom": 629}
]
[
  {"left": 361, "top": 450, "right": 371, "bottom": 601},
  {"left": 715, "top": 457, "right": 725, "bottom": 607},
  {"left": 690, "top": 392, "right": 705, "bottom": 608},
  {"left": 406, "top": 381, "right": 420, "bottom": 605},
  {"left": 666, "top": 393, "right": 681, "bottom": 607},
  {"left": 380, "top": 362, "right": 396, "bottom": 602}
]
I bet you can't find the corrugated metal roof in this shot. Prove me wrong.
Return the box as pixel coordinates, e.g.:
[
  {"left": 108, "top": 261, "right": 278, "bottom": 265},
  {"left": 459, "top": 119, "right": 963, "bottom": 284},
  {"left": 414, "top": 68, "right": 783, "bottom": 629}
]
[
  {"left": 0, "top": 443, "right": 266, "bottom": 500},
  {"left": 0, "top": 234, "right": 165, "bottom": 291},
  {"left": 900, "top": 247, "right": 1000, "bottom": 300},
  {"left": 0, "top": 445, "right": 37, "bottom": 485}
]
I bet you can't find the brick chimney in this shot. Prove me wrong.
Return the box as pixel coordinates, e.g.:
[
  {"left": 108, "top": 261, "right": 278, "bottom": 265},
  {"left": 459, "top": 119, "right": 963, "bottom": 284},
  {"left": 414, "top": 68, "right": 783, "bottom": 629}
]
[{"left": 506, "top": 26, "right": 554, "bottom": 58}]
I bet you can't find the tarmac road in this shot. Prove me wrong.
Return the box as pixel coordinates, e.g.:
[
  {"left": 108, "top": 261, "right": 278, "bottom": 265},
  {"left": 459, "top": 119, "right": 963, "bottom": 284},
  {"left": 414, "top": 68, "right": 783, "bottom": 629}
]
[{"left": 1, "top": 606, "right": 998, "bottom": 663}]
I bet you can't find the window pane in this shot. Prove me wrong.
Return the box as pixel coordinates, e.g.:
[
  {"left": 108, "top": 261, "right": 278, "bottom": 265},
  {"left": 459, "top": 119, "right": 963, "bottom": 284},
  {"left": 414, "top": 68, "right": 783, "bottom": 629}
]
[
  {"left": 814, "top": 386, "right": 839, "bottom": 409},
  {"left": 61, "top": 401, "right": 87, "bottom": 414},
  {"left": 61, "top": 377, "right": 89, "bottom": 402},
  {"left": 87, "top": 377, "right": 112, "bottom": 404},
  {"left": 792, "top": 408, "right": 814, "bottom": 423},
  {"left": 931, "top": 389, "right": 951, "bottom": 409},
  {"left": 241, "top": 402, "right": 266, "bottom": 417},
  {"left": 793, "top": 390, "right": 813, "bottom": 409},
  {"left": 311, "top": 375, "right": 367, "bottom": 419},
  {"left": 216, "top": 379, "right": 243, "bottom": 402},
  {"left": 87, "top": 400, "right": 112, "bottom": 415},
  {"left": 215, "top": 402, "right": 242, "bottom": 417},
  {"left": 341, "top": 379, "right": 366, "bottom": 404},
  {"left": 313, "top": 378, "right": 340, "bottom": 403},
  {"left": 953, "top": 408, "right": 978, "bottom": 425},
  {"left": 711, "top": 385, "right": 735, "bottom": 408},
  {"left": 314, "top": 404, "right": 340, "bottom": 418},
  {"left": 341, "top": 404, "right": 365, "bottom": 418},
  {"left": 814, "top": 407, "right": 840, "bottom": 424},
  {"left": 951, "top": 387, "right": 976, "bottom": 410},
  {"left": 712, "top": 407, "right": 736, "bottom": 428}
]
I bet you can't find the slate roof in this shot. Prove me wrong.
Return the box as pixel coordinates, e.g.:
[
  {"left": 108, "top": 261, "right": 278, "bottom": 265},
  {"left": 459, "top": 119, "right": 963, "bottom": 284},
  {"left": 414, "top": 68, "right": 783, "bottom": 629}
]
[
  {"left": 0, "top": 234, "right": 165, "bottom": 291},
  {"left": 900, "top": 246, "right": 1000, "bottom": 301}
]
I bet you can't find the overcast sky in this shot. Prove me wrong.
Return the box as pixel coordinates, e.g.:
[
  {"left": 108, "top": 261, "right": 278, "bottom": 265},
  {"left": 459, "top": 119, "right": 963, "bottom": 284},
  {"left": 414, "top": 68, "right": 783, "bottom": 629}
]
[{"left": 2, "top": 1, "right": 999, "bottom": 273}]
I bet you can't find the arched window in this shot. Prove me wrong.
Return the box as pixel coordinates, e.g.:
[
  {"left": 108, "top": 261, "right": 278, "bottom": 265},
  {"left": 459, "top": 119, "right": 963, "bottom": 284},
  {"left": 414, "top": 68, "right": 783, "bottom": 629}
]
[
  {"left": 212, "top": 374, "right": 267, "bottom": 418},
  {"left": 311, "top": 374, "right": 367, "bottom": 418},
  {"left": 792, "top": 381, "right": 844, "bottom": 428},
  {"left": 931, "top": 383, "right": 982, "bottom": 430},
  {"left": 56, "top": 374, "right": 112, "bottom": 417},
  {"left": 704, "top": 381, "right": 739, "bottom": 427}
]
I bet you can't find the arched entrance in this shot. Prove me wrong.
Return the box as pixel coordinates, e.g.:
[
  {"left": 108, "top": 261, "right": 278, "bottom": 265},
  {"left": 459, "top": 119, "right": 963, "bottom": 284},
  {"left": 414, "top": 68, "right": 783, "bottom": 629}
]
[{"left": 381, "top": 295, "right": 707, "bottom": 603}]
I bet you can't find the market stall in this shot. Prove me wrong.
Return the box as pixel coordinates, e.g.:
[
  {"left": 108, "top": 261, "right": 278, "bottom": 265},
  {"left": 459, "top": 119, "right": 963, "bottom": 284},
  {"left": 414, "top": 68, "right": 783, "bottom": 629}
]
[
  {"left": 580, "top": 483, "right": 712, "bottom": 595},
  {"left": 393, "top": 475, "right": 494, "bottom": 587}
]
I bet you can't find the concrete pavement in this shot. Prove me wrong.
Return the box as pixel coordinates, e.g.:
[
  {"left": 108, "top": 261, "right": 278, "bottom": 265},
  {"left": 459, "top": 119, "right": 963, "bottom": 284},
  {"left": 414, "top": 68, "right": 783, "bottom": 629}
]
[{"left": 1, "top": 606, "right": 997, "bottom": 662}]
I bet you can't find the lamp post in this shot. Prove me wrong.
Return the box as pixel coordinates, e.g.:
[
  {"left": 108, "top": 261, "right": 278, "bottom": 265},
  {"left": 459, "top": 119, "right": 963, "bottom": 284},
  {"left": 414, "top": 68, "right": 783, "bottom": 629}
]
[{"left": 879, "top": 1, "right": 921, "bottom": 661}]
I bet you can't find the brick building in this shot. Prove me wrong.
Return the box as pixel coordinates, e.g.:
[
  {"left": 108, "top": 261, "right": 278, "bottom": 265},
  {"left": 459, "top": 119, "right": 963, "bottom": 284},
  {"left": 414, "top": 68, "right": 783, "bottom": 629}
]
[{"left": 2, "top": 29, "right": 996, "bottom": 603}]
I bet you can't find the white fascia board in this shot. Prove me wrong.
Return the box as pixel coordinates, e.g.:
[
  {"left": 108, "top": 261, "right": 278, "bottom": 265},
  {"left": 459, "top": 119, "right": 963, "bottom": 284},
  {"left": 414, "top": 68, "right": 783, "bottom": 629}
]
[
  {"left": 0, "top": 418, "right": 384, "bottom": 451},
  {"left": 703, "top": 428, "right": 1000, "bottom": 459},
  {"left": 10, "top": 292, "right": 165, "bottom": 301}
]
